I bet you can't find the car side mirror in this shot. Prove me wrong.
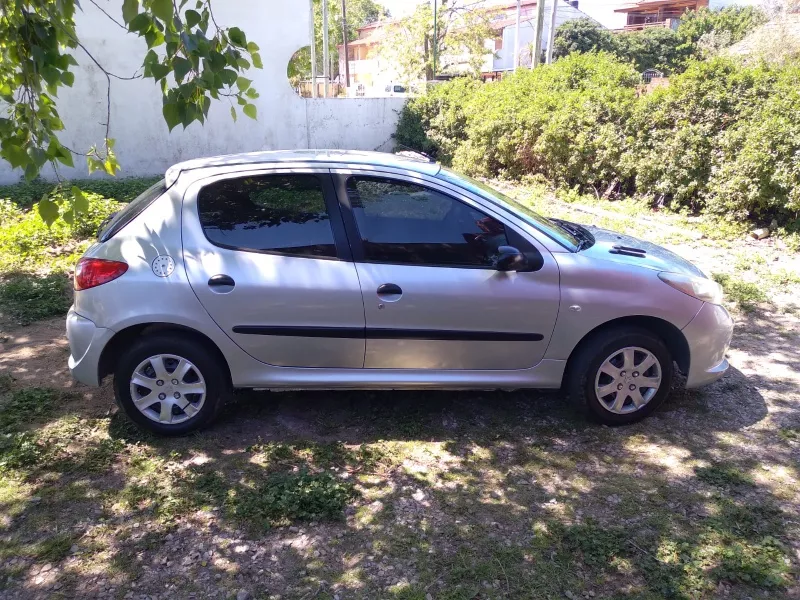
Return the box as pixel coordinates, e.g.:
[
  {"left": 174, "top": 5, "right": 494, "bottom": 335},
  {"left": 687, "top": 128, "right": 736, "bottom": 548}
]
[{"left": 494, "top": 246, "right": 526, "bottom": 272}]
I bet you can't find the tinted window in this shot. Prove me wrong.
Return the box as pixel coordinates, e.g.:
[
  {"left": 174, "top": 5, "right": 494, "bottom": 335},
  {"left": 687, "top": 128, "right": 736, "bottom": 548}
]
[
  {"left": 198, "top": 174, "right": 336, "bottom": 258},
  {"left": 393, "top": 85, "right": 406, "bottom": 93},
  {"left": 346, "top": 177, "right": 508, "bottom": 267},
  {"left": 98, "top": 179, "right": 166, "bottom": 242}
]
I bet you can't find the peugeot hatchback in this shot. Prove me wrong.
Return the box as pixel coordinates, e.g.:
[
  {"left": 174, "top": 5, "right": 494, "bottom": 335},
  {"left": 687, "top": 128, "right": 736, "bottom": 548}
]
[{"left": 67, "top": 150, "right": 733, "bottom": 434}]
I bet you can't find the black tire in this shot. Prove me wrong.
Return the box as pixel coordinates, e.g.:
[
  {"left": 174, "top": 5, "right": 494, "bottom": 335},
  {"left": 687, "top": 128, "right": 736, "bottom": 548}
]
[
  {"left": 114, "top": 333, "right": 227, "bottom": 435},
  {"left": 566, "top": 326, "right": 673, "bottom": 425}
]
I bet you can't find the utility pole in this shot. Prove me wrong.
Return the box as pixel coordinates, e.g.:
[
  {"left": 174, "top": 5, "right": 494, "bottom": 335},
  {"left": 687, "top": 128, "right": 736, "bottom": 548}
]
[
  {"left": 545, "top": 0, "right": 558, "bottom": 64},
  {"left": 532, "top": 0, "right": 546, "bottom": 68},
  {"left": 432, "top": 0, "right": 438, "bottom": 80},
  {"left": 322, "top": 0, "right": 330, "bottom": 97},
  {"left": 513, "top": 0, "right": 521, "bottom": 69},
  {"left": 341, "top": 0, "right": 351, "bottom": 90},
  {"left": 309, "top": 0, "right": 317, "bottom": 98}
]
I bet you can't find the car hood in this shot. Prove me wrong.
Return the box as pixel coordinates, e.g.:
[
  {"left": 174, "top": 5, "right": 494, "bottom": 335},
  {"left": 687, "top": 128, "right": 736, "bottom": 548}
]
[{"left": 579, "top": 226, "right": 706, "bottom": 278}]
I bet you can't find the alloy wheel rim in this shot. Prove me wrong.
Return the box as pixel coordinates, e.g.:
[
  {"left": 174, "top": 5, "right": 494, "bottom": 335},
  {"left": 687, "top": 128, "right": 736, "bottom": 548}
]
[
  {"left": 594, "top": 346, "right": 662, "bottom": 414},
  {"left": 129, "top": 354, "right": 206, "bottom": 424}
]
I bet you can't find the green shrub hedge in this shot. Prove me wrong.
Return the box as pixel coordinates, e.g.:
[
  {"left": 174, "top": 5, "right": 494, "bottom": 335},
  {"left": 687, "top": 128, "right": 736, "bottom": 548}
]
[{"left": 396, "top": 53, "right": 800, "bottom": 226}]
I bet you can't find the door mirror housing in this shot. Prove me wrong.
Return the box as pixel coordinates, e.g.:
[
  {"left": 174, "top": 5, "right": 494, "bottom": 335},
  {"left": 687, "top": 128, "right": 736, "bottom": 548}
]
[{"left": 494, "top": 246, "right": 526, "bottom": 271}]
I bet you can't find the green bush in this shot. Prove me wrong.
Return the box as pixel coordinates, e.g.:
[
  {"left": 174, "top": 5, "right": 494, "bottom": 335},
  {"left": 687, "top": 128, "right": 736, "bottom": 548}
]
[
  {"left": 395, "top": 77, "right": 482, "bottom": 161},
  {"left": 0, "top": 191, "right": 122, "bottom": 273},
  {"left": 451, "top": 53, "right": 639, "bottom": 188},
  {"left": 0, "top": 176, "right": 159, "bottom": 208},
  {"left": 397, "top": 53, "right": 800, "bottom": 227}
]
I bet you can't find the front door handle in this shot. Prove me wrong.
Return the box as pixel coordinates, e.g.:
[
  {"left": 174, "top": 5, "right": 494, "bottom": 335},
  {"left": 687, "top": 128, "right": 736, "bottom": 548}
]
[
  {"left": 377, "top": 283, "right": 403, "bottom": 303},
  {"left": 208, "top": 274, "right": 235, "bottom": 292}
]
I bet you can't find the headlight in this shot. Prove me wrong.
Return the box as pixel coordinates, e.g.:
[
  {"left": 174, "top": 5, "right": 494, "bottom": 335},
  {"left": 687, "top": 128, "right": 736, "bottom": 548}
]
[{"left": 658, "top": 272, "right": 723, "bottom": 305}]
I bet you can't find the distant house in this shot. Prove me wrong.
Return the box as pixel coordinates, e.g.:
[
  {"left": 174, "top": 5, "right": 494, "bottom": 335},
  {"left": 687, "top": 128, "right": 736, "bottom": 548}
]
[
  {"left": 489, "top": 0, "right": 598, "bottom": 71},
  {"left": 337, "top": 0, "right": 601, "bottom": 92},
  {"left": 614, "top": 0, "right": 709, "bottom": 31}
]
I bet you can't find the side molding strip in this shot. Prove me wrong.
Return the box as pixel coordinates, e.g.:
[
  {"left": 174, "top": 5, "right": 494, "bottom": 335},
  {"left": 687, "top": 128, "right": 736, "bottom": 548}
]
[{"left": 232, "top": 326, "right": 543, "bottom": 342}]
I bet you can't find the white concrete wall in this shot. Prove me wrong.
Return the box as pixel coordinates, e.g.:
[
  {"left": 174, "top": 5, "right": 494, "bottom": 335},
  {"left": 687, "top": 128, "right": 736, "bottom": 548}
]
[{"left": 0, "top": 1, "right": 405, "bottom": 184}]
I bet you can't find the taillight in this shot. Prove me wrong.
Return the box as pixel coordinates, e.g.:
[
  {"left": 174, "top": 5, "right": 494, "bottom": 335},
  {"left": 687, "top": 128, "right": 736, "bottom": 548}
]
[{"left": 74, "top": 258, "right": 128, "bottom": 291}]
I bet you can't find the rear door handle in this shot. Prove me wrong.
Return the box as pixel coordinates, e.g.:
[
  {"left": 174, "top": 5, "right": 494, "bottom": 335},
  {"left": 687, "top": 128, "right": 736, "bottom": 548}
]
[
  {"left": 208, "top": 274, "right": 235, "bottom": 291},
  {"left": 377, "top": 283, "right": 403, "bottom": 303},
  {"left": 377, "top": 283, "right": 402, "bottom": 295}
]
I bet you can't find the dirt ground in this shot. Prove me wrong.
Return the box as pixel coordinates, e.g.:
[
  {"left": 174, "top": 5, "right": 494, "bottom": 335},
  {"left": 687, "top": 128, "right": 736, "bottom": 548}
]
[{"left": 0, "top": 223, "right": 799, "bottom": 599}]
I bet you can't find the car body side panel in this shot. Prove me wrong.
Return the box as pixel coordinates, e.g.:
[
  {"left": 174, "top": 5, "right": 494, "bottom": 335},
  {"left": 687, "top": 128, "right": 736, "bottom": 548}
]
[
  {"left": 180, "top": 169, "right": 366, "bottom": 369},
  {"left": 545, "top": 253, "right": 704, "bottom": 361}
]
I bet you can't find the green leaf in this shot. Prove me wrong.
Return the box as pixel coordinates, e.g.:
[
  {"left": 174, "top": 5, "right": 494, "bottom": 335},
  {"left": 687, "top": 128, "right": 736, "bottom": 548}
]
[
  {"left": 71, "top": 187, "right": 89, "bottom": 213},
  {"left": 129, "top": 13, "right": 151, "bottom": 33},
  {"left": 61, "top": 209, "right": 75, "bottom": 225},
  {"left": 162, "top": 103, "right": 181, "bottom": 131},
  {"left": 220, "top": 69, "right": 238, "bottom": 86},
  {"left": 145, "top": 28, "right": 165, "bottom": 48},
  {"left": 228, "top": 27, "right": 246, "bottom": 47},
  {"left": 38, "top": 196, "right": 59, "bottom": 226},
  {"left": 236, "top": 77, "right": 251, "bottom": 91},
  {"left": 122, "top": 0, "right": 139, "bottom": 23},
  {"left": 26, "top": 146, "right": 47, "bottom": 168},
  {"left": 251, "top": 52, "right": 263, "bottom": 69},
  {"left": 172, "top": 57, "right": 192, "bottom": 82},
  {"left": 246, "top": 41, "right": 260, "bottom": 53},
  {"left": 60, "top": 71, "right": 75, "bottom": 87},
  {"left": 150, "top": 0, "right": 173, "bottom": 22},
  {"left": 55, "top": 147, "right": 74, "bottom": 168},
  {"left": 87, "top": 157, "right": 103, "bottom": 175},
  {"left": 243, "top": 103, "right": 257, "bottom": 120},
  {"left": 148, "top": 63, "right": 170, "bottom": 81},
  {"left": 185, "top": 9, "right": 201, "bottom": 28},
  {"left": 3, "top": 144, "right": 29, "bottom": 169},
  {"left": 230, "top": 106, "right": 237, "bottom": 122}
]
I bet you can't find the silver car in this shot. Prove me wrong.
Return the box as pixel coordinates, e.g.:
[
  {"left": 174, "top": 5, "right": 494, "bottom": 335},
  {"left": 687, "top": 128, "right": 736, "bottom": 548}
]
[{"left": 66, "top": 150, "right": 733, "bottom": 434}]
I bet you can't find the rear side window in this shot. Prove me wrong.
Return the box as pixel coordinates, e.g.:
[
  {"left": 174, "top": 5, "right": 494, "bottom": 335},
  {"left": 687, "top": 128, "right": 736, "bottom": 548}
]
[
  {"left": 197, "top": 174, "right": 337, "bottom": 258},
  {"left": 98, "top": 179, "right": 166, "bottom": 242},
  {"left": 345, "top": 176, "right": 509, "bottom": 267}
]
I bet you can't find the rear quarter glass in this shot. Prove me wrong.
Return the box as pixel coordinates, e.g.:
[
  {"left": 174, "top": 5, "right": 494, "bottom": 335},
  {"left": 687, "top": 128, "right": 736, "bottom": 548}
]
[{"left": 98, "top": 180, "right": 167, "bottom": 242}]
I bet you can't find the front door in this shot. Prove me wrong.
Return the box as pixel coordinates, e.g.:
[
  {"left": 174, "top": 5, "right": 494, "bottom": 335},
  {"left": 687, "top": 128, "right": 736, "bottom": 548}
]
[
  {"left": 182, "top": 170, "right": 366, "bottom": 368},
  {"left": 335, "top": 172, "right": 561, "bottom": 370}
]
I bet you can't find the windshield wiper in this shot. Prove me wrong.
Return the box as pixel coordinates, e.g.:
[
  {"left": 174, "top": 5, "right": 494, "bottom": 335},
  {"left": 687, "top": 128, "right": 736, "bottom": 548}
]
[{"left": 552, "top": 219, "right": 594, "bottom": 251}]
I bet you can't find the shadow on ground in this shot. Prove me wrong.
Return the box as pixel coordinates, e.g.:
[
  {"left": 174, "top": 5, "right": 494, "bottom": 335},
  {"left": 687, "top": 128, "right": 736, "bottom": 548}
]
[{"left": 2, "top": 344, "right": 797, "bottom": 599}]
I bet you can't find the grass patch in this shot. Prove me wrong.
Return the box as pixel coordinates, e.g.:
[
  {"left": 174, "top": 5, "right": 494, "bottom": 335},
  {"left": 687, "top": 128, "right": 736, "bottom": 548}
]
[
  {"left": 695, "top": 463, "right": 755, "bottom": 488},
  {"left": 0, "top": 387, "right": 61, "bottom": 432},
  {"left": 233, "top": 469, "right": 357, "bottom": 527},
  {"left": 712, "top": 272, "right": 768, "bottom": 312},
  {"left": 0, "top": 272, "right": 72, "bottom": 325}
]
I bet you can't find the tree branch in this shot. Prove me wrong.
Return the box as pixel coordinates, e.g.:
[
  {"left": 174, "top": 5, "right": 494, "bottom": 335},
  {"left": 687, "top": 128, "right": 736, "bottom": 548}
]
[{"left": 87, "top": 0, "right": 128, "bottom": 30}]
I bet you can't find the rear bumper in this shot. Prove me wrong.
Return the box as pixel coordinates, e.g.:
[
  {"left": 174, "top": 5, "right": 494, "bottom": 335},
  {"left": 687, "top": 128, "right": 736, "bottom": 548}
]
[
  {"left": 66, "top": 308, "right": 115, "bottom": 387},
  {"left": 682, "top": 302, "right": 734, "bottom": 388}
]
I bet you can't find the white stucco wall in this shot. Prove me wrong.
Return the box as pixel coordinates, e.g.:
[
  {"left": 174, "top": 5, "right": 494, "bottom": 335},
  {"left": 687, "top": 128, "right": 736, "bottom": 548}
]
[{"left": 0, "top": 1, "right": 405, "bottom": 184}]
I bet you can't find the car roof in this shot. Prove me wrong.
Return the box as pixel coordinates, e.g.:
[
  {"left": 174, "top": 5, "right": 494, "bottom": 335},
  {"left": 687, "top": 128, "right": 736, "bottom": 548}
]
[{"left": 165, "top": 149, "right": 440, "bottom": 186}]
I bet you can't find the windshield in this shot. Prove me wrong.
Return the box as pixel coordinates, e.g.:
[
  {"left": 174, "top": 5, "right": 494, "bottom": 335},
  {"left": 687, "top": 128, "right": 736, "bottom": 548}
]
[{"left": 436, "top": 168, "right": 579, "bottom": 250}]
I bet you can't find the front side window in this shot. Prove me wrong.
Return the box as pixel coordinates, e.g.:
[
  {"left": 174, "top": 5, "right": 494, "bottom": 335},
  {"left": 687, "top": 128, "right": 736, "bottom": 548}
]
[
  {"left": 198, "top": 174, "right": 336, "bottom": 258},
  {"left": 346, "top": 176, "right": 509, "bottom": 267}
]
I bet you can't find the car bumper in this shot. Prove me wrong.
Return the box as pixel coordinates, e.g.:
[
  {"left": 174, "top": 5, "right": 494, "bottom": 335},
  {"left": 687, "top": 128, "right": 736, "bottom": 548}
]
[
  {"left": 66, "top": 308, "right": 115, "bottom": 387},
  {"left": 681, "top": 302, "right": 734, "bottom": 388}
]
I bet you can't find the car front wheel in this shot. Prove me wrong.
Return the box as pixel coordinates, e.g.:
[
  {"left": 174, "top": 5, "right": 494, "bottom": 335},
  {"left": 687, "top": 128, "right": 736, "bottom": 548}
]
[
  {"left": 568, "top": 327, "right": 673, "bottom": 425},
  {"left": 114, "top": 334, "right": 226, "bottom": 435}
]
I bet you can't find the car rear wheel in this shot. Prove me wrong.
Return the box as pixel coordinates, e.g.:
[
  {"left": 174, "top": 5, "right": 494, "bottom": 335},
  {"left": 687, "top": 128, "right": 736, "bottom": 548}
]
[
  {"left": 567, "top": 327, "right": 673, "bottom": 425},
  {"left": 114, "top": 334, "right": 226, "bottom": 435}
]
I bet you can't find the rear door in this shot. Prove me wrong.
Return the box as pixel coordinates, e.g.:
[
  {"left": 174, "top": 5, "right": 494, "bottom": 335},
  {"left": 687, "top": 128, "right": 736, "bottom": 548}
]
[
  {"left": 333, "top": 171, "right": 561, "bottom": 370},
  {"left": 182, "top": 169, "right": 366, "bottom": 368}
]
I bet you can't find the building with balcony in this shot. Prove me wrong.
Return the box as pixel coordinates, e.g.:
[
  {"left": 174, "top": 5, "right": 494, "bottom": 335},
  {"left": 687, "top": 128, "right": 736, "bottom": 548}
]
[{"left": 614, "top": 0, "right": 709, "bottom": 31}]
